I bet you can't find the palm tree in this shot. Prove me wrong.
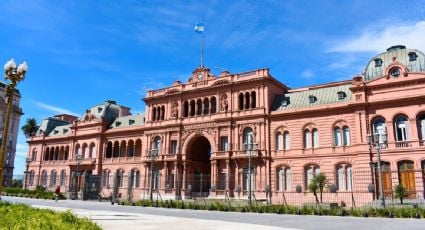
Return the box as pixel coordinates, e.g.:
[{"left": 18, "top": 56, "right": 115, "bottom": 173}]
[
  {"left": 308, "top": 173, "right": 328, "bottom": 204},
  {"left": 21, "top": 118, "right": 39, "bottom": 138}
]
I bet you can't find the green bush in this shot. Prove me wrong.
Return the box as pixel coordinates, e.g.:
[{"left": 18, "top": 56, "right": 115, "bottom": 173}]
[
  {"left": 0, "top": 202, "right": 100, "bottom": 230},
  {"left": 3, "top": 187, "right": 66, "bottom": 200}
]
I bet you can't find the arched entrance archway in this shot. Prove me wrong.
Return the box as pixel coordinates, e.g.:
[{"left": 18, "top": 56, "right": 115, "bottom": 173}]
[{"left": 187, "top": 135, "right": 211, "bottom": 197}]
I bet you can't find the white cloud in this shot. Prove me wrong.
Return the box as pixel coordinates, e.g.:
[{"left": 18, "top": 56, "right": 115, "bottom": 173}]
[
  {"left": 328, "top": 21, "right": 425, "bottom": 53},
  {"left": 36, "top": 102, "right": 79, "bottom": 116},
  {"left": 301, "top": 69, "right": 315, "bottom": 79}
]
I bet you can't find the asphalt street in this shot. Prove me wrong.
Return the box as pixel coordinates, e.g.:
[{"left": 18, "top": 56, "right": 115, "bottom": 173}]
[{"left": 2, "top": 196, "right": 424, "bottom": 230}]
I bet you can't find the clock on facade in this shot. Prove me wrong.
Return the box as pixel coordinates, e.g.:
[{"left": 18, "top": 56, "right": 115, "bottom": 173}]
[
  {"left": 197, "top": 73, "right": 203, "bottom": 80},
  {"left": 390, "top": 67, "right": 401, "bottom": 78}
]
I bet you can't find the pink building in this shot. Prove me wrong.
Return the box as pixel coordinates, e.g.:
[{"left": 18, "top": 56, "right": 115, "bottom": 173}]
[{"left": 26, "top": 45, "right": 425, "bottom": 205}]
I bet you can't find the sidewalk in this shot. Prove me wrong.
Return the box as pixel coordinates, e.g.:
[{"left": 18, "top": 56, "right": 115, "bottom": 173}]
[{"left": 32, "top": 205, "right": 299, "bottom": 230}]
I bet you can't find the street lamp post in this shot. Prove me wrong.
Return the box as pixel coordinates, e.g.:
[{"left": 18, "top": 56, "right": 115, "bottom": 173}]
[
  {"left": 24, "top": 157, "right": 31, "bottom": 190},
  {"left": 74, "top": 152, "right": 82, "bottom": 199},
  {"left": 244, "top": 142, "right": 257, "bottom": 208},
  {"left": 0, "top": 58, "right": 27, "bottom": 199},
  {"left": 149, "top": 149, "right": 158, "bottom": 201},
  {"left": 367, "top": 132, "right": 387, "bottom": 208}
]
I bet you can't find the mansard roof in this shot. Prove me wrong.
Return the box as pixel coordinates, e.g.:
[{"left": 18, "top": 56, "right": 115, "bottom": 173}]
[
  {"left": 48, "top": 124, "right": 72, "bottom": 137},
  {"left": 364, "top": 45, "right": 425, "bottom": 81},
  {"left": 36, "top": 117, "right": 70, "bottom": 136},
  {"left": 85, "top": 100, "right": 121, "bottom": 124},
  {"left": 109, "top": 114, "right": 145, "bottom": 129},
  {"left": 272, "top": 82, "right": 352, "bottom": 111}
]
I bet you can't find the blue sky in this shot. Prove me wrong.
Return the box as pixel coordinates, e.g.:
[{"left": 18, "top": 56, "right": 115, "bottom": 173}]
[{"left": 1, "top": 0, "right": 424, "bottom": 175}]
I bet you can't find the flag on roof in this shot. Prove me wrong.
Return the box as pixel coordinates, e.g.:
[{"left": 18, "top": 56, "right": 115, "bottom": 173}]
[{"left": 194, "top": 22, "right": 205, "bottom": 34}]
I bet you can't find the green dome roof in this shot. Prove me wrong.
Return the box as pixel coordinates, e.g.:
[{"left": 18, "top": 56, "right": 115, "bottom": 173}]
[{"left": 364, "top": 45, "right": 425, "bottom": 81}]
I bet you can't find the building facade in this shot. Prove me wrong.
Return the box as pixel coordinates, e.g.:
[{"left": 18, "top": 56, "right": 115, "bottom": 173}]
[
  {"left": 26, "top": 45, "right": 425, "bottom": 205},
  {"left": 0, "top": 82, "right": 23, "bottom": 186}
]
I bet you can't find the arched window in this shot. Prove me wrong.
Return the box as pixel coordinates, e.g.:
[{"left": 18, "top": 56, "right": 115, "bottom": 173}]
[
  {"left": 276, "top": 132, "right": 283, "bottom": 150},
  {"left": 278, "top": 167, "right": 291, "bottom": 192},
  {"left": 238, "top": 93, "right": 244, "bottom": 110},
  {"left": 152, "top": 107, "right": 156, "bottom": 121},
  {"left": 244, "top": 92, "right": 250, "bottom": 110},
  {"left": 135, "top": 139, "right": 142, "bottom": 157},
  {"left": 82, "top": 143, "right": 88, "bottom": 159},
  {"left": 251, "top": 91, "right": 256, "bottom": 108},
  {"left": 312, "top": 128, "right": 319, "bottom": 148},
  {"left": 89, "top": 143, "right": 96, "bottom": 158},
  {"left": 156, "top": 106, "right": 160, "bottom": 121},
  {"left": 102, "top": 170, "right": 110, "bottom": 188},
  {"left": 343, "top": 127, "right": 350, "bottom": 146},
  {"left": 183, "top": 101, "right": 189, "bottom": 117},
  {"left": 116, "top": 169, "right": 124, "bottom": 188},
  {"left": 106, "top": 142, "right": 113, "bottom": 158},
  {"left": 373, "top": 117, "right": 386, "bottom": 137},
  {"left": 243, "top": 127, "right": 254, "bottom": 150},
  {"left": 120, "top": 141, "right": 126, "bottom": 158},
  {"left": 32, "top": 149, "right": 37, "bottom": 161},
  {"left": 196, "top": 99, "right": 203, "bottom": 116},
  {"left": 64, "top": 146, "right": 69, "bottom": 160},
  {"left": 44, "top": 147, "right": 49, "bottom": 161},
  {"left": 130, "top": 169, "right": 140, "bottom": 188},
  {"left": 60, "top": 170, "right": 67, "bottom": 186},
  {"left": 127, "top": 140, "right": 135, "bottom": 157},
  {"left": 152, "top": 136, "right": 161, "bottom": 155},
  {"left": 284, "top": 132, "right": 290, "bottom": 150},
  {"left": 304, "top": 129, "right": 311, "bottom": 148},
  {"left": 394, "top": 115, "right": 409, "bottom": 142},
  {"left": 417, "top": 114, "right": 425, "bottom": 141},
  {"left": 305, "top": 165, "right": 320, "bottom": 188},
  {"left": 334, "top": 127, "right": 341, "bottom": 146},
  {"left": 190, "top": 100, "right": 195, "bottom": 116},
  {"left": 29, "top": 171, "right": 35, "bottom": 186},
  {"left": 336, "top": 164, "right": 353, "bottom": 191},
  {"left": 50, "top": 170, "right": 57, "bottom": 187},
  {"left": 203, "top": 98, "right": 209, "bottom": 115},
  {"left": 211, "top": 97, "right": 217, "bottom": 114},
  {"left": 113, "top": 141, "right": 120, "bottom": 158},
  {"left": 161, "top": 105, "right": 165, "bottom": 120},
  {"left": 41, "top": 170, "right": 48, "bottom": 186}
]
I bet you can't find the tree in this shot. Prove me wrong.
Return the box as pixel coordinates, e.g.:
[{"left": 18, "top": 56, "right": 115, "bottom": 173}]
[
  {"left": 394, "top": 184, "right": 407, "bottom": 204},
  {"left": 21, "top": 118, "right": 39, "bottom": 138},
  {"left": 308, "top": 173, "right": 328, "bottom": 204}
]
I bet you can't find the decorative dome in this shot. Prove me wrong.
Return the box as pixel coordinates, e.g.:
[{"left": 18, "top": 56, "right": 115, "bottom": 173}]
[
  {"left": 364, "top": 45, "right": 425, "bottom": 81},
  {"left": 84, "top": 100, "right": 121, "bottom": 124}
]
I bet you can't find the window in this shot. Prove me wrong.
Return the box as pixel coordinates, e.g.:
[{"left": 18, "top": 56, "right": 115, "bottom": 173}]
[
  {"left": 32, "top": 149, "right": 37, "bottom": 161},
  {"left": 312, "top": 128, "right": 319, "bottom": 148},
  {"left": 276, "top": 132, "right": 283, "bottom": 150},
  {"left": 245, "top": 92, "right": 250, "bottom": 110},
  {"left": 29, "top": 171, "right": 35, "bottom": 186},
  {"left": 373, "top": 118, "right": 386, "bottom": 141},
  {"left": 251, "top": 91, "right": 256, "bottom": 108},
  {"left": 130, "top": 169, "right": 139, "bottom": 188},
  {"left": 129, "top": 119, "right": 135, "bottom": 125},
  {"left": 374, "top": 58, "right": 383, "bottom": 67},
  {"left": 278, "top": 167, "right": 291, "bottom": 192},
  {"left": 337, "top": 91, "right": 346, "bottom": 100},
  {"left": 50, "top": 170, "right": 57, "bottom": 187},
  {"left": 394, "top": 115, "right": 409, "bottom": 142},
  {"left": 308, "top": 95, "right": 317, "bottom": 104},
  {"left": 170, "top": 140, "right": 178, "bottom": 154},
  {"left": 220, "top": 136, "right": 228, "bottom": 151},
  {"left": 334, "top": 127, "right": 341, "bottom": 146},
  {"left": 218, "top": 173, "right": 227, "bottom": 190},
  {"left": 390, "top": 67, "right": 401, "bottom": 78},
  {"left": 305, "top": 165, "right": 320, "bottom": 188},
  {"left": 152, "top": 137, "right": 161, "bottom": 155},
  {"left": 60, "top": 170, "right": 66, "bottom": 186},
  {"left": 102, "top": 170, "right": 110, "bottom": 188},
  {"left": 284, "top": 132, "right": 290, "bottom": 150},
  {"left": 336, "top": 165, "right": 353, "bottom": 191},
  {"left": 196, "top": 99, "right": 202, "bottom": 116},
  {"left": 238, "top": 93, "right": 244, "bottom": 110},
  {"left": 116, "top": 170, "right": 124, "bottom": 188},
  {"left": 343, "top": 127, "right": 350, "bottom": 146},
  {"left": 167, "top": 174, "right": 174, "bottom": 189},
  {"left": 183, "top": 101, "right": 189, "bottom": 117},
  {"left": 418, "top": 114, "right": 425, "bottom": 141},
  {"left": 210, "top": 97, "right": 217, "bottom": 114},
  {"left": 243, "top": 168, "right": 254, "bottom": 191},
  {"left": 152, "top": 169, "right": 160, "bottom": 190},
  {"left": 408, "top": 52, "right": 417, "bottom": 61},
  {"left": 243, "top": 127, "right": 255, "bottom": 151},
  {"left": 304, "top": 129, "right": 311, "bottom": 148}
]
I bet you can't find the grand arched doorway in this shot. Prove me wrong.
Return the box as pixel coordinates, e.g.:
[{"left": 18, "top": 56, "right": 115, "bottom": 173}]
[{"left": 187, "top": 135, "right": 211, "bottom": 197}]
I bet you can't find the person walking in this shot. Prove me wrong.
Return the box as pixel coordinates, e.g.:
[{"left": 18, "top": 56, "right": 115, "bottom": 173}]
[{"left": 54, "top": 186, "right": 60, "bottom": 202}]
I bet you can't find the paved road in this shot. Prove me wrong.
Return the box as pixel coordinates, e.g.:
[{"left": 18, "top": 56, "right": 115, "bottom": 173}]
[{"left": 2, "top": 197, "right": 424, "bottom": 230}]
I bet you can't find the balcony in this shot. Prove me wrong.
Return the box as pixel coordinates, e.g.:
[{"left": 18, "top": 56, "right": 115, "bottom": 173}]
[
  {"left": 211, "top": 151, "right": 231, "bottom": 159},
  {"left": 395, "top": 141, "right": 412, "bottom": 148},
  {"left": 68, "top": 158, "right": 96, "bottom": 165},
  {"left": 232, "top": 144, "right": 259, "bottom": 159}
]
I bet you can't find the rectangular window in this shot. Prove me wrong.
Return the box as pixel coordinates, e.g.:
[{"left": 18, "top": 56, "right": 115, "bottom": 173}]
[
  {"left": 167, "top": 174, "right": 174, "bottom": 189},
  {"left": 305, "top": 131, "right": 311, "bottom": 148},
  {"left": 170, "top": 140, "right": 177, "bottom": 154},
  {"left": 220, "top": 136, "right": 228, "bottom": 151},
  {"left": 243, "top": 168, "right": 254, "bottom": 191},
  {"left": 152, "top": 170, "right": 160, "bottom": 190},
  {"left": 343, "top": 128, "right": 350, "bottom": 146},
  {"left": 313, "top": 130, "right": 319, "bottom": 148},
  {"left": 284, "top": 133, "right": 290, "bottom": 150}
]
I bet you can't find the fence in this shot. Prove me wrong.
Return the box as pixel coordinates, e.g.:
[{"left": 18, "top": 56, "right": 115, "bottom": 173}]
[{"left": 11, "top": 168, "right": 425, "bottom": 208}]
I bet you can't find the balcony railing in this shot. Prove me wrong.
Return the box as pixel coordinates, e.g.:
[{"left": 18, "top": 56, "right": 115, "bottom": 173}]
[{"left": 395, "top": 141, "right": 412, "bottom": 148}]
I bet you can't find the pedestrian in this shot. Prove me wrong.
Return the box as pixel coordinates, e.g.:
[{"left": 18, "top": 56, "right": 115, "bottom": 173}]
[{"left": 55, "top": 186, "right": 60, "bottom": 202}]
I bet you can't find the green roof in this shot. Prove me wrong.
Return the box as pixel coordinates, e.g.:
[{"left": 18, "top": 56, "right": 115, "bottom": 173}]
[
  {"left": 109, "top": 114, "right": 145, "bottom": 129},
  {"left": 364, "top": 45, "right": 425, "bottom": 81},
  {"left": 272, "top": 84, "right": 352, "bottom": 111}
]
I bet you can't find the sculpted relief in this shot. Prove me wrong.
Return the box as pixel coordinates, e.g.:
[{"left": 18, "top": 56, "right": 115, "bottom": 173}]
[{"left": 220, "top": 93, "right": 229, "bottom": 112}]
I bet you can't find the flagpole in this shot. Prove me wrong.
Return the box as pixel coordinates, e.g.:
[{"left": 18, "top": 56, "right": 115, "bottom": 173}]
[{"left": 201, "top": 33, "right": 204, "bottom": 67}]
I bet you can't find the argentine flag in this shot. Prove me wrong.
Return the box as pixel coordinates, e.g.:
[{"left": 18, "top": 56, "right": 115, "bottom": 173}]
[{"left": 194, "top": 22, "right": 205, "bottom": 34}]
